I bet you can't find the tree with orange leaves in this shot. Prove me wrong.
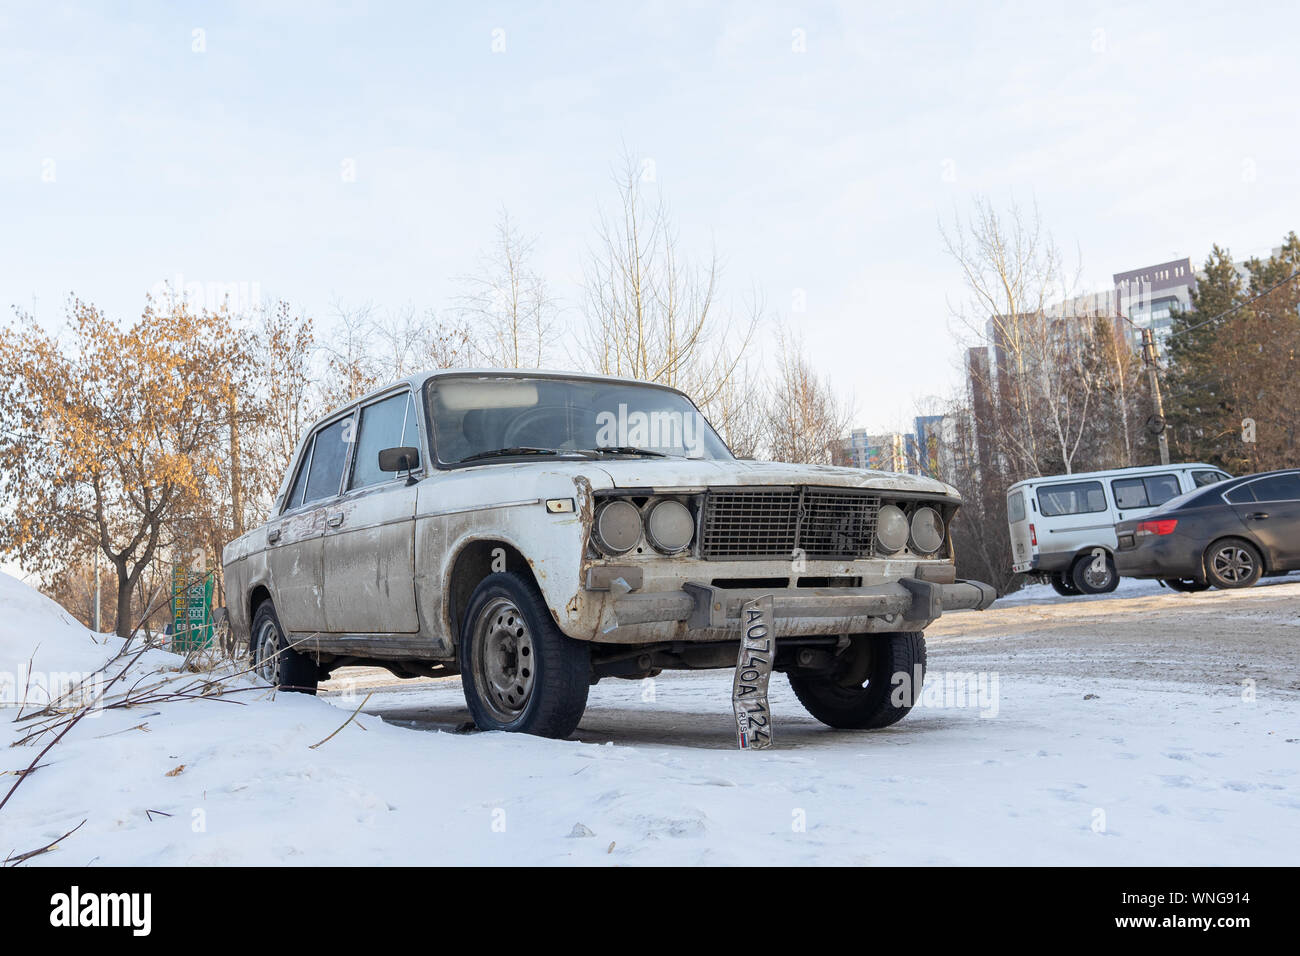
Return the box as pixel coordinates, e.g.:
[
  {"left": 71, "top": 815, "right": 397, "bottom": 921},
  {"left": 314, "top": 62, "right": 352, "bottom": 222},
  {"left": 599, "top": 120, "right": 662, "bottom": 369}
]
[{"left": 0, "top": 297, "right": 251, "bottom": 636}]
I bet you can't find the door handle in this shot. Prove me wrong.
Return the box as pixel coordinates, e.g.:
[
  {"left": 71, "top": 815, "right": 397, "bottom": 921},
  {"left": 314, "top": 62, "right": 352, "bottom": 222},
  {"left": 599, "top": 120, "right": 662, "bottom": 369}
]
[
  {"left": 327, "top": 512, "right": 344, "bottom": 528},
  {"left": 1248, "top": 512, "right": 1269, "bottom": 520},
  {"left": 267, "top": 527, "right": 282, "bottom": 544}
]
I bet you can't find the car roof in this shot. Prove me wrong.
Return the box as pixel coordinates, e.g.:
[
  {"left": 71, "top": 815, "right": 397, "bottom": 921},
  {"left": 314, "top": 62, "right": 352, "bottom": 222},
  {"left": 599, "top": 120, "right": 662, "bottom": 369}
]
[
  {"left": 343, "top": 367, "right": 693, "bottom": 414},
  {"left": 1007, "top": 462, "right": 1223, "bottom": 491}
]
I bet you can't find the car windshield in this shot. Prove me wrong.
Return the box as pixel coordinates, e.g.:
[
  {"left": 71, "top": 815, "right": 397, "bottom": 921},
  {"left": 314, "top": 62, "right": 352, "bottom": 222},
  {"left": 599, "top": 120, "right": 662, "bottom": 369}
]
[{"left": 426, "top": 375, "right": 734, "bottom": 464}]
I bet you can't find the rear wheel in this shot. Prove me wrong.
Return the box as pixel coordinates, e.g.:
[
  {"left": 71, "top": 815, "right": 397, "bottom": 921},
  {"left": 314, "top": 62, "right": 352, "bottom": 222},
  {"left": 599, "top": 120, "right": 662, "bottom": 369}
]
[
  {"left": 1205, "top": 538, "right": 1263, "bottom": 589},
  {"left": 1163, "top": 578, "right": 1209, "bottom": 593},
  {"left": 1071, "top": 552, "right": 1119, "bottom": 594},
  {"left": 1049, "top": 572, "right": 1080, "bottom": 596},
  {"left": 788, "top": 632, "right": 925, "bottom": 730},
  {"left": 459, "top": 572, "right": 590, "bottom": 738},
  {"left": 251, "top": 602, "right": 318, "bottom": 694}
]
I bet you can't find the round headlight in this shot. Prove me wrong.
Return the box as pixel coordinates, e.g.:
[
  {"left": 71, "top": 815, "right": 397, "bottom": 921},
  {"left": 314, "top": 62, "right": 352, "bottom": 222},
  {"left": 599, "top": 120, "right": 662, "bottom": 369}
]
[
  {"left": 593, "top": 500, "right": 642, "bottom": 555},
  {"left": 646, "top": 499, "right": 694, "bottom": 553},
  {"left": 910, "top": 506, "right": 945, "bottom": 554},
  {"left": 875, "top": 504, "right": 909, "bottom": 554}
]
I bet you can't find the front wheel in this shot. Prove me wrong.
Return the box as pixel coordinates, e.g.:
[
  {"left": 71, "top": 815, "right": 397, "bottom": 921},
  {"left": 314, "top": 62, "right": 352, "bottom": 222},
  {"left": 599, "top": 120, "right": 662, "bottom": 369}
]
[
  {"left": 788, "top": 632, "right": 926, "bottom": 730},
  {"left": 459, "top": 572, "right": 590, "bottom": 738},
  {"left": 1205, "top": 538, "right": 1263, "bottom": 589}
]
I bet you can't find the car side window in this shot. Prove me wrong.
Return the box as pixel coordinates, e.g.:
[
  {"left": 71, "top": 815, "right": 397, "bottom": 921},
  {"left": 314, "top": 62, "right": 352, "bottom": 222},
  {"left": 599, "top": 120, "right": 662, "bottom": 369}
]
[
  {"left": 1112, "top": 477, "right": 1148, "bottom": 509},
  {"left": 1037, "top": 480, "right": 1107, "bottom": 516},
  {"left": 1193, "top": 470, "right": 1228, "bottom": 487},
  {"left": 1145, "top": 474, "right": 1181, "bottom": 506},
  {"left": 349, "top": 392, "right": 410, "bottom": 490},
  {"left": 283, "top": 440, "right": 314, "bottom": 512},
  {"left": 1244, "top": 473, "right": 1300, "bottom": 502},
  {"left": 1223, "top": 484, "right": 1257, "bottom": 504},
  {"left": 302, "top": 416, "right": 352, "bottom": 504}
]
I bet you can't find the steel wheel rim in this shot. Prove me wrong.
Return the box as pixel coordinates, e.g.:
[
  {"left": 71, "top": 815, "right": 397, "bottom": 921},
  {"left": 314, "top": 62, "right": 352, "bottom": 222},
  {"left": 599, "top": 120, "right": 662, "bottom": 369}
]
[
  {"left": 1213, "top": 546, "right": 1254, "bottom": 582},
  {"left": 255, "top": 620, "right": 281, "bottom": 685},
  {"left": 472, "top": 597, "right": 536, "bottom": 723},
  {"left": 1083, "top": 561, "right": 1112, "bottom": 590}
]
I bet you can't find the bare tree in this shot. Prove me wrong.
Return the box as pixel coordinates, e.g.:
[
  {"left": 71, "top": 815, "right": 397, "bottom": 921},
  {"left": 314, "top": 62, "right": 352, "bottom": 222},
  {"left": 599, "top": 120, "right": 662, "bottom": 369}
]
[
  {"left": 942, "top": 198, "right": 1098, "bottom": 477},
  {"left": 761, "top": 331, "right": 851, "bottom": 464},
  {"left": 457, "top": 209, "right": 557, "bottom": 368},
  {"left": 578, "top": 150, "right": 758, "bottom": 422}
]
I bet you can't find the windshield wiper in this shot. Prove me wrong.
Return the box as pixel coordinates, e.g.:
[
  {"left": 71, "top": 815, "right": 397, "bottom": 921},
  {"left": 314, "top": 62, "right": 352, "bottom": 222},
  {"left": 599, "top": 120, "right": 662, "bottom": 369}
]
[
  {"left": 457, "top": 446, "right": 565, "bottom": 463},
  {"left": 582, "top": 446, "right": 668, "bottom": 458}
]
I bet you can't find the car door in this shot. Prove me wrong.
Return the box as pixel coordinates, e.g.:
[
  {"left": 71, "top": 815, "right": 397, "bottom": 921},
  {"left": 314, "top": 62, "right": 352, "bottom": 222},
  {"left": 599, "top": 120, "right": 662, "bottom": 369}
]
[
  {"left": 266, "top": 415, "right": 353, "bottom": 634},
  {"left": 322, "top": 389, "right": 423, "bottom": 633},
  {"left": 1226, "top": 473, "right": 1300, "bottom": 568}
]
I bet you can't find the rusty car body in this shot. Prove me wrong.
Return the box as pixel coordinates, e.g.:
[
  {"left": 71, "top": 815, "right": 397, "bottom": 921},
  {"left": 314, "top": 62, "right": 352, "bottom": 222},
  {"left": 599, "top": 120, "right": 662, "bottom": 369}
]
[{"left": 222, "top": 370, "right": 995, "bottom": 737}]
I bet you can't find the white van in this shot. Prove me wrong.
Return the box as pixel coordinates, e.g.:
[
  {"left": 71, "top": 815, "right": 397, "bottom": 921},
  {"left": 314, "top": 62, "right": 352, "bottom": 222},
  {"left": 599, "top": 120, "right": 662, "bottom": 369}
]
[{"left": 1007, "top": 463, "right": 1232, "bottom": 594}]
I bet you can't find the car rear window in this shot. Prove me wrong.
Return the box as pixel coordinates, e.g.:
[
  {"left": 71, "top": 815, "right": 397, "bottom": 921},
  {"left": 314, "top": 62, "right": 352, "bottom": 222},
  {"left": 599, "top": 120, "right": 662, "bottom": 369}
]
[
  {"left": 1007, "top": 490, "right": 1026, "bottom": 523},
  {"left": 1037, "top": 480, "right": 1107, "bottom": 517}
]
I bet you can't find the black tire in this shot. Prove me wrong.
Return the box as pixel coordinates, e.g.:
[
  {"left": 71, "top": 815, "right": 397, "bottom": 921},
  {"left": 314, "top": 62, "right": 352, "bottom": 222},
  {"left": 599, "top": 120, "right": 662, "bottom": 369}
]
[
  {"left": 1071, "top": 551, "right": 1119, "bottom": 594},
  {"left": 1163, "top": 578, "right": 1209, "bottom": 593},
  {"left": 1204, "top": 537, "right": 1264, "bottom": 590},
  {"left": 788, "top": 632, "right": 925, "bottom": 730},
  {"left": 459, "top": 572, "right": 590, "bottom": 738},
  {"left": 251, "top": 601, "right": 318, "bottom": 695},
  {"left": 1049, "top": 572, "right": 1080, "bottom": 596}
]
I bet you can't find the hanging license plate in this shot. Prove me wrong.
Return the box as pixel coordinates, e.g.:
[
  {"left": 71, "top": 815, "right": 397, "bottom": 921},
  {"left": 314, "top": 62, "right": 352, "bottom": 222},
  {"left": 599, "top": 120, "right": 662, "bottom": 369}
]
[{"left": 732, "top": 594, "right": 774, "bottom": 750}]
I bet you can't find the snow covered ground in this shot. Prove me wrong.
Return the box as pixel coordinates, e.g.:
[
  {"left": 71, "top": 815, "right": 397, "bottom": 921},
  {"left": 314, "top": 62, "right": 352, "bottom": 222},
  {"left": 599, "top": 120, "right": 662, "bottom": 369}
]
[{"left": 2, "top": 570, "right": 1297, "bottom": 865}]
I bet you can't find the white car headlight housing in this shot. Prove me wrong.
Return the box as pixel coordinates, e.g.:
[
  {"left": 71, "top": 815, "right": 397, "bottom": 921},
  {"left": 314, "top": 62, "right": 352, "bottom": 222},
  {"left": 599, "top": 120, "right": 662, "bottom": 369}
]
[
  {"left": 593, "top": 499, "right": 642, "bottom": 555},
  {"left": 645, "top": 499, "right": 695, "bottom": 553},
  {"left": 909, "top": 506, "right": 945, "bottom": 555},
  {"left": 875, "top": 504, "right": 909, "bottom": 554}
]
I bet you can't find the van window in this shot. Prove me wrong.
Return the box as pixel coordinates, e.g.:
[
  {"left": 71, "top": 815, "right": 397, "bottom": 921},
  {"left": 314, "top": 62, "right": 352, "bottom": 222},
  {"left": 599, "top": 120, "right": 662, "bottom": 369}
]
[
  {"left": 1037, "top": 481, "right": 1107, "bottom": 517},
  {"left": 1192, "top": 470, "right": 1230, "bottom": 487},
  {"left": 302, "top": 416, "right": 352, "bottom": 504},
  {"left": 1007, "top": 490, "right": 1026, "bottom": 523},
  {"left": 1111, "top": 473, "right": 1181, "bottom": 509},
  {"left": 1240, "top": 473, "right": 1300, "bottom": 502}
]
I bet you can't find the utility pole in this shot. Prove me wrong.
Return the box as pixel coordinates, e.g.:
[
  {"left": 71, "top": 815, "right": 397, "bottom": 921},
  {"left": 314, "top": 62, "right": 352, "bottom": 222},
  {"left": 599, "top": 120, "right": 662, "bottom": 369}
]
[{"left": 1140, "top": 327, "right": 1171, "bottom": 466}]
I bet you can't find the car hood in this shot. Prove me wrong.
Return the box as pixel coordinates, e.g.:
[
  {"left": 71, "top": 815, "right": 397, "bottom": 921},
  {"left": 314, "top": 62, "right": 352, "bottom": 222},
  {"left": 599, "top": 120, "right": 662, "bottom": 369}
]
[{"left": 581, "top": 457, "right": 959, "bottom": 497}]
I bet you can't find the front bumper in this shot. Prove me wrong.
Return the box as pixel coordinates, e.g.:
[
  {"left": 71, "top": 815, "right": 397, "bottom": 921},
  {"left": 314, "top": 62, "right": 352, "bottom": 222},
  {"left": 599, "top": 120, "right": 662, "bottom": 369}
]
[{"left": 596, "top": 577, "right": 997, "bottom": 641}]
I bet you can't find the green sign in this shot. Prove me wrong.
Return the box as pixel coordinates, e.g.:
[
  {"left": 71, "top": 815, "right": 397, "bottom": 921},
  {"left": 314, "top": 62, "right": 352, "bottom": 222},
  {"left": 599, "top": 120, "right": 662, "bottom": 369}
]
[{"left": 170, "top": 564, "right": 214, "bottom": 651}]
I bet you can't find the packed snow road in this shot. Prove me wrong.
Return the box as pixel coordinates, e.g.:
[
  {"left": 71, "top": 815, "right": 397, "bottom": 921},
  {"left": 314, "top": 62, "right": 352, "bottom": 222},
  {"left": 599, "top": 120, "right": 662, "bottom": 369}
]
[
  {"left": 327, "top": 574, "right": 1300, "bottom": 746},
  {"left": 3, "top": 571, "right": 1297, "bottom": 865}
]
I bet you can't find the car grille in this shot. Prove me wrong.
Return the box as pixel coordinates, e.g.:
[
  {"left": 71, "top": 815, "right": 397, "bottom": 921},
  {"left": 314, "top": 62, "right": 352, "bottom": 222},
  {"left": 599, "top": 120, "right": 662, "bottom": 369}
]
[{"left": 699, "top": 487, "right": 881, "bottom": 560}]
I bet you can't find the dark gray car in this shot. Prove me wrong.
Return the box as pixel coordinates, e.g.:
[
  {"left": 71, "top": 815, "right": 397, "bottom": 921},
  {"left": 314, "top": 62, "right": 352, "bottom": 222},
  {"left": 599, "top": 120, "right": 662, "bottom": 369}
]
[{"left": 1114, "top": 469, "right": 1300, "bottom": 590}]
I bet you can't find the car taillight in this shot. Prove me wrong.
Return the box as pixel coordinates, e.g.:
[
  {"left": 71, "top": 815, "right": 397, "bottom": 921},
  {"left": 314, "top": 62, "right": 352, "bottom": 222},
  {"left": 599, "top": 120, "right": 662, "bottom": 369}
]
[
  {"left": 1136, "top": 519, "right": 1178, "bottom": 536},
  {"left": 1029, "top": 523, "right": 1037, "bottom": 546}
]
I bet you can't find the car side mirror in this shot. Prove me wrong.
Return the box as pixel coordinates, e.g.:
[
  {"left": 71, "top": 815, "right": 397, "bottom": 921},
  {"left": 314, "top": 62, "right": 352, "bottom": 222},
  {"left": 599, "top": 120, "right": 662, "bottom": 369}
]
[{"left": 379, "top": 446, "right": 421, "bottom": 484}]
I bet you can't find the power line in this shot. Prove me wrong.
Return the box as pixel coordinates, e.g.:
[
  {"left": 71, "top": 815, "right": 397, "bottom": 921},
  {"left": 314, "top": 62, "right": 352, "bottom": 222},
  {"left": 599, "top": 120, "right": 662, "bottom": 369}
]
[{"left": 1165, "top": 267, "right": 1300, "bottom": 339}]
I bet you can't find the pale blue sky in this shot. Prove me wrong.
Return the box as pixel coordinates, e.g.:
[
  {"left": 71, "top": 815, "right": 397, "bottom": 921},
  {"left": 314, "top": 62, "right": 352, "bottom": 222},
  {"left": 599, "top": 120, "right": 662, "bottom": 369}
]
[{"left": 3, "top": 0, "right": 1298, "bottom": 437}]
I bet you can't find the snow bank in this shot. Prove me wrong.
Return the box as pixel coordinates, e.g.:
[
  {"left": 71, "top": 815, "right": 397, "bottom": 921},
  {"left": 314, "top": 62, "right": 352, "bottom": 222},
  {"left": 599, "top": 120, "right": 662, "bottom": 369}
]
[{"left": 3, "top": 571, "right": 1297, "bottom": 866}]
